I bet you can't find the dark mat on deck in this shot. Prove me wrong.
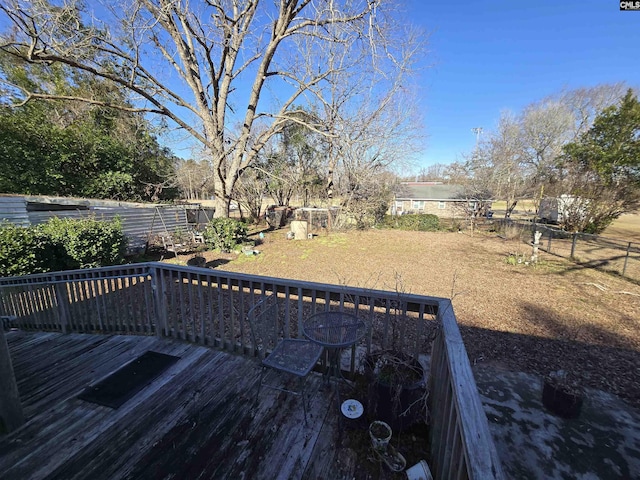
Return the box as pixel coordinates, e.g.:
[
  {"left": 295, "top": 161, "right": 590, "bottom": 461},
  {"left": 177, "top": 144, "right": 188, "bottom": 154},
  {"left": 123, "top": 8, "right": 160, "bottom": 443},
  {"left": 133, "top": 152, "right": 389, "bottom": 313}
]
[{"left": 78, "top": 351, "right": 180, "bottom": 408}]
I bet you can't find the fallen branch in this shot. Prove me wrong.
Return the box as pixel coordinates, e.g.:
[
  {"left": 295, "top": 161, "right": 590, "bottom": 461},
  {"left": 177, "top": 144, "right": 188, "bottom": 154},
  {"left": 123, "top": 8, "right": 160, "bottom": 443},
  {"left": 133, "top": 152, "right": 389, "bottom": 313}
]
[
  {"left": 579, "top": 282, "right": 608, "bottom": 291},
  {"left": 579, "top": 283, "right": 640, "bottom": 297},
  {"left": 613, "top": 291, "right": 640, "bottom": 298}
]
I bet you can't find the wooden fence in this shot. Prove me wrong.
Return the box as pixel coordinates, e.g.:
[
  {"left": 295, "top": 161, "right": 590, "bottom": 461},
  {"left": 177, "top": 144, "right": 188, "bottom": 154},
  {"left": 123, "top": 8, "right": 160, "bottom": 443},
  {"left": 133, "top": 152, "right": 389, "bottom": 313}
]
[{"left": 0, "top": 262, "right": 503, "bottom": 480}]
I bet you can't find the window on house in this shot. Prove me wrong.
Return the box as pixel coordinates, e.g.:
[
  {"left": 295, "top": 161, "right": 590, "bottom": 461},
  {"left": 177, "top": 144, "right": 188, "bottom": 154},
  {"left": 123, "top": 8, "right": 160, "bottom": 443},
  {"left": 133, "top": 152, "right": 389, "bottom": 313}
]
[
  {"left": 412, "top": 200, "right": 425, "bottom": 210},
  {"left": 438, "top": 201, "right": 446, "bottom": 209}
]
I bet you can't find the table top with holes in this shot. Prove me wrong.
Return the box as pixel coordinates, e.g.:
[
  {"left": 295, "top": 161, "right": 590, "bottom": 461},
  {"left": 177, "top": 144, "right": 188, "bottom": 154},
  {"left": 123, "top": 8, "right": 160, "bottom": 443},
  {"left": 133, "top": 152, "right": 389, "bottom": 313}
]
[{"left": 302, "top": 311, "right": 367, "bottom": 349}]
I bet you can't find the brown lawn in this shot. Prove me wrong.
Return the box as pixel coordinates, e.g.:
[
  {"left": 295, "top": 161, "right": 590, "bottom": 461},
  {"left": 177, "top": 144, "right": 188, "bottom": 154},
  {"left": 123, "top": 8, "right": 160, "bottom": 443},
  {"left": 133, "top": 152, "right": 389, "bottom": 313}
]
[
  {"left": 605, "top": 212, "right": 640, "bottom": 242},
  {"left": 171, "top": 226, "right": 640, "bottom": 409}
]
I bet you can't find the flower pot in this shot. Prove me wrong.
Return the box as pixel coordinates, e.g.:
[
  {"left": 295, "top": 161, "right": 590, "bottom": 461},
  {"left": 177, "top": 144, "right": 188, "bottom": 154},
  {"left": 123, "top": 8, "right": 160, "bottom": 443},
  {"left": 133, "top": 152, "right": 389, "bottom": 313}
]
[
  {"left": 365, "top": 352, "right": 426, "bottom": 432},
  {"left": 542, "top": 380, "right": 583, "bottom": 419},
  {"left": 406, "top": 459, "right": 433, "bottom": 480},
  {"left": 369, "top": 420, "right": 392, "bottom": 451}
]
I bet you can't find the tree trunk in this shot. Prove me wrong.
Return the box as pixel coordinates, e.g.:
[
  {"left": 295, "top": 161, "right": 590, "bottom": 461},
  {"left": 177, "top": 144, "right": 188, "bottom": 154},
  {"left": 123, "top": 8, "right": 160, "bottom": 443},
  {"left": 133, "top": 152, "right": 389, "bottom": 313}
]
[
  {"left": 504, "top": 199, "right": 518, "bottom": 219},
  {"left": 213, "top": 195, "right": 230, "bottom": 218},
  {"left": 326, "top": 155, "right": 336, "bottom": 200}
]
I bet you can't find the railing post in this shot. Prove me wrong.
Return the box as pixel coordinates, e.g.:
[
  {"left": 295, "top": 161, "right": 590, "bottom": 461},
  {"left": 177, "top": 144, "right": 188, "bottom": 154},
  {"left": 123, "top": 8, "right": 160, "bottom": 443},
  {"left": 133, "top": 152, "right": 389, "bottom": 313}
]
[
  {"left": 570, "top": 233, "right": 578, "bottom": 259},
  {"left": 623, "top": 242, "right": 632, "bottom": 277},
  {"left": 0, "top": 325, "right": 24, "bottom": 433},
  {"left": 150, "top": 266, "right": 167, "bottom": 338},
  {"left": 54, "top": 282, "right": 70, "bottom": 334}
]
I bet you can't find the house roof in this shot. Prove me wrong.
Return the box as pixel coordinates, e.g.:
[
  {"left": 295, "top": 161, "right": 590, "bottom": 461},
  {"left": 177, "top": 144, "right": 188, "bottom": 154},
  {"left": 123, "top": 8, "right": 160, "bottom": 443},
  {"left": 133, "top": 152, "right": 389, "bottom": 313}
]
[{"left": 395, "top": 183, "right": 465, "bottom": 201}]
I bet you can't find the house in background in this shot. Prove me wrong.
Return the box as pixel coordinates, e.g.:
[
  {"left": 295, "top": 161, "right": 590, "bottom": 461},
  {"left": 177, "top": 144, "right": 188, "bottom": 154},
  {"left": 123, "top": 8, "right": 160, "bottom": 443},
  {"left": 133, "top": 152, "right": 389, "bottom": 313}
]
[{"left": 392, "top": 182, "right": 489, "bottom": 217}]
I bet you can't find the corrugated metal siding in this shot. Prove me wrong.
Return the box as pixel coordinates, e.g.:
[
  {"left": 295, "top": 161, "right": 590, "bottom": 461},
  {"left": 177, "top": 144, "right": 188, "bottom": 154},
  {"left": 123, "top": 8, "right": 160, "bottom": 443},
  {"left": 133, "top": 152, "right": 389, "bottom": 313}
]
[
  {"left": 0, "top": 195, "right": 201, "bottom": 254},
  {"left": 27, "top": 206, "right": 189, "bottom": 253},
  {"left": 0, "top": 196, "right": 29, "bottom": 227}
]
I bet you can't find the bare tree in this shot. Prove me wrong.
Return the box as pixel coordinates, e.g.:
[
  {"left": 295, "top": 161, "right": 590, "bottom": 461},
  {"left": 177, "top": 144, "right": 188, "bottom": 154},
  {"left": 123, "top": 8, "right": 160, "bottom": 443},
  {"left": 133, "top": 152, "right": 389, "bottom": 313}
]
[
  {"left": 174, "top": 158, "right": 214, "bottom": 200},
  {"left": 472, "top": 111, "right": 528, "bottom": 218},
  {"left": 233, "top": 166, "right": 266, "bottom": 223},
  {"left": 461, "top": 83, "right": 632, "bottom": 220},
  {"left": 520, "top": 100, "right": 573, "bottom": 180},
  {"left": 442, "top": 161, "right": 470, "bottom": 184},
  {"left": 0, "top": 0, "right": 417, "bottom": 216},
  {"left": 324, "top": 28, "right": 425, "bottom": 225},
  {"left": 559, "top": 83, "right": 630, "bottom": 140},
  {"left": 334, "top": 87, "right": 424, "bottom": 226},
  {"left": 258, "top": 111, "right": 325, "bottom": 207}
]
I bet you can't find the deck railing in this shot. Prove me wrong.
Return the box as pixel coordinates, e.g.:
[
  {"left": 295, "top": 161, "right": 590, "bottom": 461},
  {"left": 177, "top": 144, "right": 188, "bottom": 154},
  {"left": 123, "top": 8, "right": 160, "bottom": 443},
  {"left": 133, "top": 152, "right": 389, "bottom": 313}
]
[{"left": 0, "top": 262, "right": 503, "bottom": 480}]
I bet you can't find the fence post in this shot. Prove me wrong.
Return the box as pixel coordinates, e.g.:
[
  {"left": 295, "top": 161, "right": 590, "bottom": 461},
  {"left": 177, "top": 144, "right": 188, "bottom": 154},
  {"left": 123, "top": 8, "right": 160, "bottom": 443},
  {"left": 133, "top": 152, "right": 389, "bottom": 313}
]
[
  {"left": 570, "top": 233, "right": 578, "bottom": 259},
  {"left": 531, "top": 231, "right": 542, "bottom": 263},
  {"left": 150, "top": 266, "right": 167, "bottom": 338},
  {"left": 623, "top": 242, "right": 632, "bottom": 277},
  {"left": 547, "top": 229, "right": 553, "bottom": 253}
]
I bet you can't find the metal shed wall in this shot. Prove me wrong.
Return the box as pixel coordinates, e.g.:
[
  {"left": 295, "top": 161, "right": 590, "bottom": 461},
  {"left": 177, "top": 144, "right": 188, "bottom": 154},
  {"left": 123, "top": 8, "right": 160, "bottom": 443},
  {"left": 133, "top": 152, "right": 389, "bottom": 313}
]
[
  {"left": 27, "top": 206, "right": 188, "bottom": 253},
  {"left": 0, "top": 196, "right": 29, "bottom": 227},
  {"left": 0, "top": 195, "right": 200, "bottom": 253}
]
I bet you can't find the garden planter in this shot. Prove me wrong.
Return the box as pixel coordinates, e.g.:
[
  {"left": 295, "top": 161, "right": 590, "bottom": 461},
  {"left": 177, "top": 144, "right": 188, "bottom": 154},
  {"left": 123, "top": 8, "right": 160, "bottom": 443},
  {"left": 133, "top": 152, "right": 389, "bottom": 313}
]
[
  {"left": 365, "top": 352, "right": 426, "bottom": 432},
  {"left": 369, "top": 421, "right": 406, "bottom": 472},
  {"left": 369, "top": 420, "right": 392, "bottom": 451},
  {"left": 542, "top": 380, "right": 583, "bottom": 419},
  {"left": 406, "top": 460, "right": 433, "bottom": 480}
]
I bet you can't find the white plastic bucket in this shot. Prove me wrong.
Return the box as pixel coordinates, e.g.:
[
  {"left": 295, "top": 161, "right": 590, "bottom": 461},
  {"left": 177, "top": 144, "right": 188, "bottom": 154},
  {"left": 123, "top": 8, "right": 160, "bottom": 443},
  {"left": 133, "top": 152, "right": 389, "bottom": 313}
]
[
  {"left": 405, "top": 459, "right": 433, "bottom": 480},
  {"left": 369, "top": 420, "right": 392, "bottom": 451}
]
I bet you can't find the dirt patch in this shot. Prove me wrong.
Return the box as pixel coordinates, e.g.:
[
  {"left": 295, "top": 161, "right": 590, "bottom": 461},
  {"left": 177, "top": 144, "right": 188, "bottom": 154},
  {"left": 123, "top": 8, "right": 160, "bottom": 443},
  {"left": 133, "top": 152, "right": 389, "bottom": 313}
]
[{"left": 170, "top": 228, "right": 640, "bottom": 409}]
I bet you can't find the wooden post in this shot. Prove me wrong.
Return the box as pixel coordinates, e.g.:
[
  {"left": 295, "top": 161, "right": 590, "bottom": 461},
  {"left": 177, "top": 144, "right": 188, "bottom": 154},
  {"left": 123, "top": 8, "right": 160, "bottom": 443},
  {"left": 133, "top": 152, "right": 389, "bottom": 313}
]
[
  {"left": 531, "top": 231, "right": 542, "bottom": 263},
  {"left": 151, "top": 267, "right": 168, "bottom": 338},
  {"left": 570, "top": 233, "right": 578, "bottom": 259},
  {"left": 54, "top": 283, "right": 70, "bottom": 333},
  {"left": 0, "top": 325, "right": 25, "bottom": 433},
  {"left": 623, "top": 242, "right": 632, "bottom": 277}
]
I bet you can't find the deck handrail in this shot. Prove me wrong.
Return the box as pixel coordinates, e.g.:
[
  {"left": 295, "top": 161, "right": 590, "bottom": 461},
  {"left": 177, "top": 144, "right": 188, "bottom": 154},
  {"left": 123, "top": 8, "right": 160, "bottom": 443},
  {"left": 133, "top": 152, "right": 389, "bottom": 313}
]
[
  {"left": 0, "top": 262, "right": 503, "bottom": 480},
  {"left": 429, "top": 299, "right": 504, "bottom": 479}
]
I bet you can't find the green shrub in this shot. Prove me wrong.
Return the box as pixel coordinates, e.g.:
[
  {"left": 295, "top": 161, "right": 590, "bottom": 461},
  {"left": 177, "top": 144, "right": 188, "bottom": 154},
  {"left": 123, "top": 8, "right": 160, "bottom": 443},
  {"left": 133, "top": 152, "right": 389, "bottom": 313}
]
[
  {"left": 203, "top": 218, "right": 248, "bottom": 252},
  {"left": 379, "top": 214, "right": 441, "bottom": 232},
  {"left": 39, "top": 217, "right": 127, "bottom": 269},
  {"left": 0, "top": 222, "right": 50, "bottom": 277},
  {"left": 1, "top": 217, "right": 127, "bottom": 277}
]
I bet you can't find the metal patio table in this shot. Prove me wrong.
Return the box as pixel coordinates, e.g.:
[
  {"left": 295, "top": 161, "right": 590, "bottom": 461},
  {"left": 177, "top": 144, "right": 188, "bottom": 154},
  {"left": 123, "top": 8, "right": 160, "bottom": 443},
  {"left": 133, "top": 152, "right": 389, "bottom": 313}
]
[{"left": 302, "top": 311, "right": 367, "bottom": 415}]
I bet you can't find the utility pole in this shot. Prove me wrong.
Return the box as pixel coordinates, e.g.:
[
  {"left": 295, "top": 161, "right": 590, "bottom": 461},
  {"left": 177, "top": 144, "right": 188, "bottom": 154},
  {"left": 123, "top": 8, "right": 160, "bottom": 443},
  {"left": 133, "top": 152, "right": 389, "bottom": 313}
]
[{"left": 471, "top": 127, "right": 483, "bottom": 151}]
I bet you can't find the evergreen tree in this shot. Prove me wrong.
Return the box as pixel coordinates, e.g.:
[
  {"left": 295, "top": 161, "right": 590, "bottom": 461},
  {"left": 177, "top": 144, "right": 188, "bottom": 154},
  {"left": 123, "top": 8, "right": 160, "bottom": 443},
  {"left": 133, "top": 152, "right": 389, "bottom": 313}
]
[{"left": 561, "top": 89, "right": 640, "bottom": 233}]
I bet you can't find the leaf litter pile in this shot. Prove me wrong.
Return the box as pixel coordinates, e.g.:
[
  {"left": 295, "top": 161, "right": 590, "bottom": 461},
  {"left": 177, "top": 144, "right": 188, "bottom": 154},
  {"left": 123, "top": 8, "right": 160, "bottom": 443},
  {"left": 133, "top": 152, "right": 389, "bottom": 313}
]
[{"left": 187, "top": 228, "right": 640, "bottom": 409}]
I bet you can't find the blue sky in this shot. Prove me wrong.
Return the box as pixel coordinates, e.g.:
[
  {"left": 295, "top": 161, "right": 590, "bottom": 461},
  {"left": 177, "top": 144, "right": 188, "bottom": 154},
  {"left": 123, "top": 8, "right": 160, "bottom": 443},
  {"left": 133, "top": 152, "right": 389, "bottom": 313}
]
[{"left": 409, "top": 0, "right": 640, "bottom": 170}]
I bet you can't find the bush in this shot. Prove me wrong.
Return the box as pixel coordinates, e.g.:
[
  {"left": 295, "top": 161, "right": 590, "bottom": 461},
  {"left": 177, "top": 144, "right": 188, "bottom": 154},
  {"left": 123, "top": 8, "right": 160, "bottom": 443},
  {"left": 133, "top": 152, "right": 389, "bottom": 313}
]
[
  {"left": 39, "top": 217, "right": 127, "bottom": 269},
  {"left": 379, "top": 214, "right": 441, "bottom": 232},
  {"left": 0, "top": 222, "right": 51, "bottom": 277},
  {"left": 203, "top": 218, "right": 248, "bottom": 252},
  {"left": 0, "top": 217, "right": 127, "bottom": 277}
]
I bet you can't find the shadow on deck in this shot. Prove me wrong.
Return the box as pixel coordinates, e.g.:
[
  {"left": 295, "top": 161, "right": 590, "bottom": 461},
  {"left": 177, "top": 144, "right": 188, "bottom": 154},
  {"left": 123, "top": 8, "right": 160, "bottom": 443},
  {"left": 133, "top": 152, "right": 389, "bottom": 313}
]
[{"left": 0, "top": 331, "right": 429, "bottom": 480}]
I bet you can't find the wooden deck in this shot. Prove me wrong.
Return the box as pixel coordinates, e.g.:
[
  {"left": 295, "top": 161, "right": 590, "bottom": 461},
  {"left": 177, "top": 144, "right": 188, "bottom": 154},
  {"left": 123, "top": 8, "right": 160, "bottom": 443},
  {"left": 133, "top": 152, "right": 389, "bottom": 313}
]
[
  {"left": 0, "top": 264, "right": 505, "bottom": 479},
  {"left": 0, "top": 331, "right": 355, "bottom": 480}
]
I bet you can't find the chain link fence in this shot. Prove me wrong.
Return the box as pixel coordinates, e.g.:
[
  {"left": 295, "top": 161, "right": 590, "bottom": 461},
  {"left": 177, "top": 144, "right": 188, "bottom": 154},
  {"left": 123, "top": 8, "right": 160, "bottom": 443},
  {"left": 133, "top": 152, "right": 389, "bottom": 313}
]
[{"left": 486, "top": 220, "right": 640, "bottom": 283}]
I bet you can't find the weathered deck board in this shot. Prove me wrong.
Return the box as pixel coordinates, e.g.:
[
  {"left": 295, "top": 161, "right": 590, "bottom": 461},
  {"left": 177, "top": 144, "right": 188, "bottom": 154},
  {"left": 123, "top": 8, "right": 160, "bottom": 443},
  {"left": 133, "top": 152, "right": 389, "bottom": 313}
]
[{"left": 0, "top": 331, "right": 353, "bottom": 480}]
